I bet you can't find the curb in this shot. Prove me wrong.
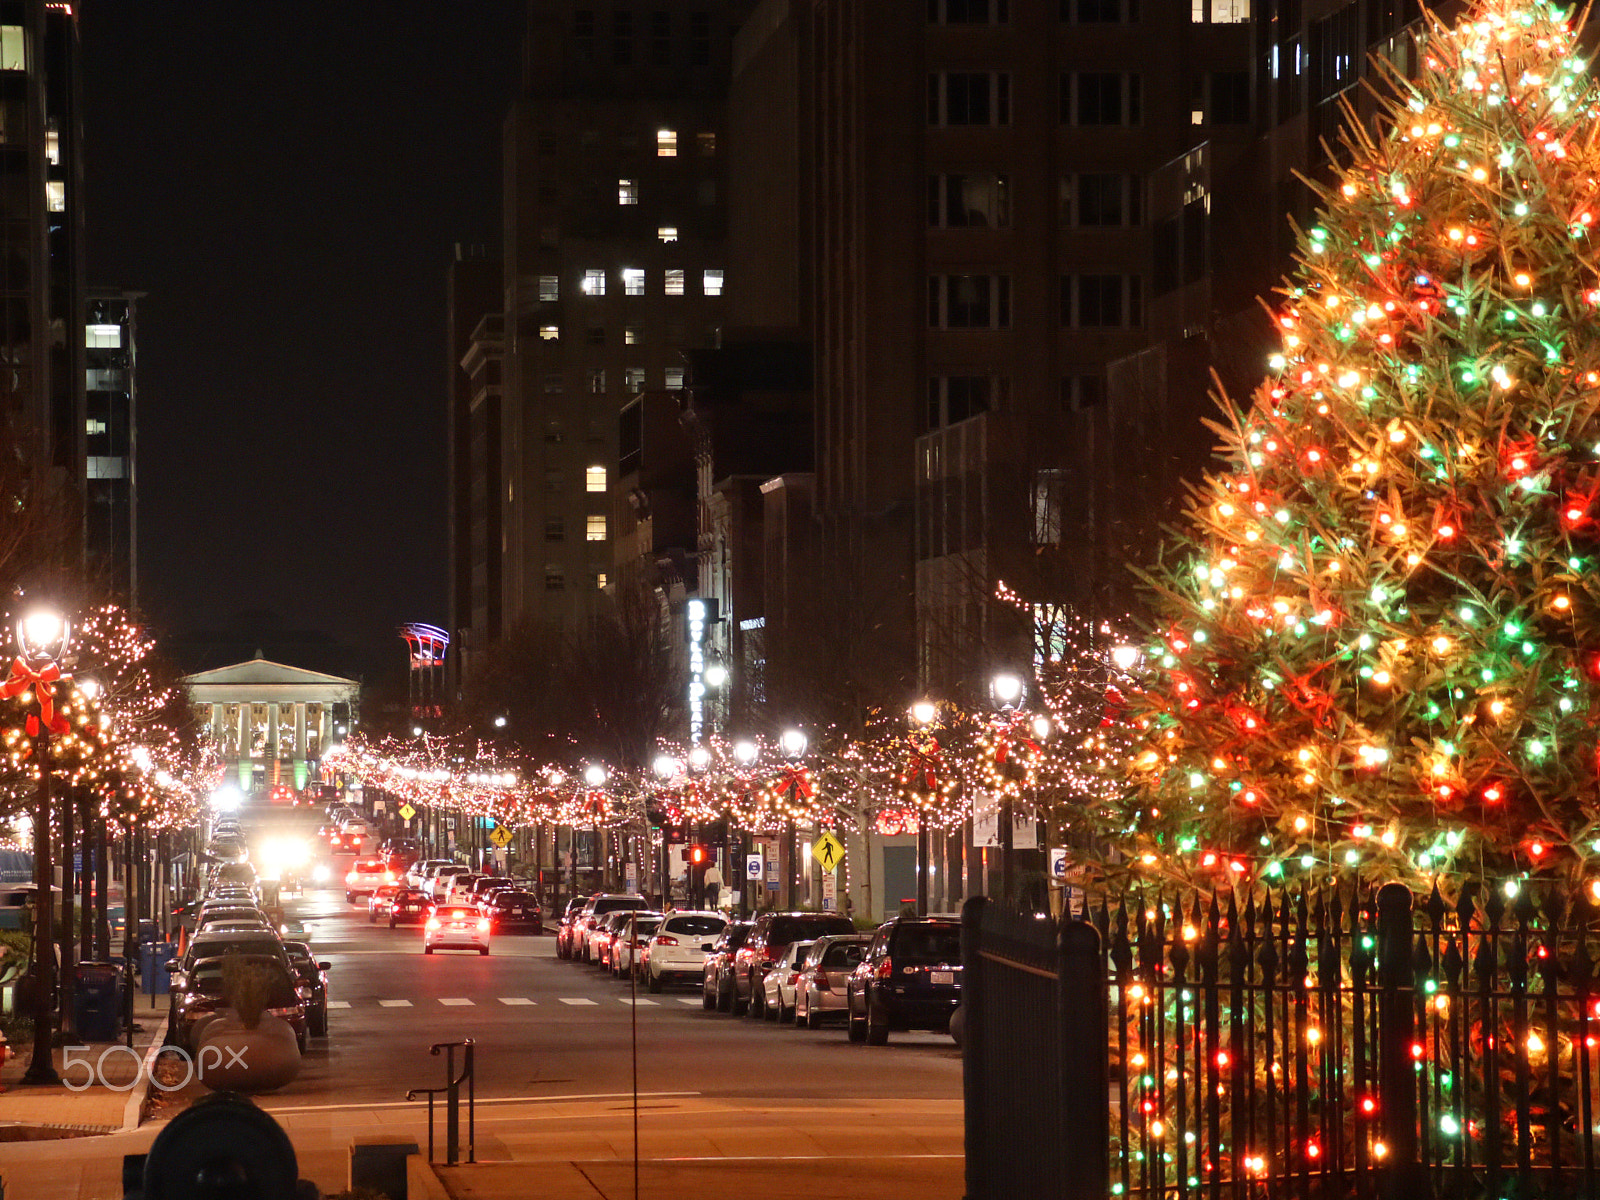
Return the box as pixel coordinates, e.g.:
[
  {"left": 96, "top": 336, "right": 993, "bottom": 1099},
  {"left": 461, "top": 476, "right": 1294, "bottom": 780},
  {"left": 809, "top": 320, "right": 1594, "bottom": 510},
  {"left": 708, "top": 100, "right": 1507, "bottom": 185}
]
[
  {"left": 407, "top": 1153, "right": 452, "bottom": 1200},
  {"left": 122, "top": 1008, "right": 170, "bottom": 1132}
]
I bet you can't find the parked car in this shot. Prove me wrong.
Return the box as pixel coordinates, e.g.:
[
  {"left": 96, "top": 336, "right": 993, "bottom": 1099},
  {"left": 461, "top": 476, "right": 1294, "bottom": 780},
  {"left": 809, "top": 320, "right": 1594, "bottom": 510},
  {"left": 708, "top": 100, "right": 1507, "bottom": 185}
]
[
  {"left": 591, "top": 911, "right": 634, "bottom": 971},
  {"left": 846, "top": 916, "right": 962, "bottom": 1044},
  {"left": 702, "top": 920, "right": 754, "bottom": 1011},
  {"left": 574, "top": 894, "right": 650, "bottom": 962},
  {"left": 483, "top": 889, "right": 542, "bottom": 933},
  {"left": 171, "top": 954, "right": 308, "bottom": 1053},
  {"left": 760, "top": 939, "right": 815, "bottom": 1023},
  {"left": 387, "top": 887, "right": 432, "bottom": 927},
  {"left": 283, "top": 940, "right": 331, "bottom": 1037},
  {"left": 424, "top": 904, "right": 491, "bottom": 955},
  {"left": 643, "top": 911, "right": 726, "bottom": 993},
  {"left": 368, "top": 883, "right": 402, "bottom": 922},
  {"left": 609, "top": 914, "right": 664, "bottom": 980},
  {"left": 734, "top": 912, "right": 856, "bottom": 1017},
  {"left": 794, "top": 934, "right": 870, "bottom": 1029},
  {"left": 211, "top": 861, "right": 258, "bottom": 895},
  {"left": 555, "top": 896, "right": 596, "bottom": 959},
  {"left": 425, "top": 865, "right": 471, "bottom": 902},
  {"left": 381, "top": 837, "right": 421, "bottom": 859},
  {"left": 193, "top": 907, "right": 272, "bottom": 935},
  {"left": 443, "top": 873, "right": 486, "bottom": 904},
  {"left": 407, "top": 859, "right": 454, "bottom": 889}
]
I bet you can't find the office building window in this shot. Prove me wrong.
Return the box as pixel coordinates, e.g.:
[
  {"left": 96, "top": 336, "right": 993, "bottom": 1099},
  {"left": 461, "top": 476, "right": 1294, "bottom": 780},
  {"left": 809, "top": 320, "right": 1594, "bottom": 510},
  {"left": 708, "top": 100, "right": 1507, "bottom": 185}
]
[
  {"left": 539, "top": 324, "right": 560, "bottom": 341},
  {"left": 703, "top": 269, "right": 724, "bottom": 296},
  {"left": 697, "top": 131, "right": 717, "bottom": 155},
  {"left": 689, "top": 12, "right": 711, "bottom": 65},
  {"left": 612, "top": 9, "right": 633, "bottom": 63},
  {"left": 586, "top": 327, "right": 606, "bottom": 346},
  {"left": 1197, "top": 71, "right": 1251, "bottom": 124},
  {"left": 928, "top": 173, "right": 1011, "bottom": 228},
  {"left": 927, "top": 376, "right": 1008, "bottom": 430},
  {"left": 1062, "top": 374, "right": 1106, "bottom": 410},
  {"left": 545, "top": 565, "right": 566, "bottom": 591},
  {"left": 1062, "top": 72, "right": 1142, "bottom": 125},
  {"left": 658, "top": 225, "right": 679, "bottom": 242},
  {"left": 1193, "top": 0, "right": 1249, "bottom": 19},
  {"left": 0, "top": 26, "right": 24, "bottom": 71},
  {"left": 619, "top": 179, "right": 639, "bottom": 205},
  {"left": 86, "top": 324, "right": 122, "bottom": 349},
  {"left": 46, "top": 181, "right": 64, "bottom": 212},
  {"left": 625, "top": 367, "right": 646, "bottom": 390},
  {"left": 623, "top": 267, "right": 646, "bottom": 295},
  {"left": 624, "top": 326, "right": 641, "bottom": 345},
  {"left": 1061, "top": 274, "right": 1143, "bottom": 328},
  {"left": 546, "top": 469, "right": 563, "bottom": 492},
  {"left": 587, "top": 465, "right": 608, "bottom": 492},
  {"left": 929, "top": 0, "right": 1009, "bottom": 23},
  {"left": 596, "top": 572, "right": 609, "bottom": 590},
  {"left": 665, "top": 366, "right": 686, "bottom": 388},
  {"left": 588, "top": 368, "right": 607, "bottom": 394},
  {"left": 544, "top": 374, "right": 565, "bottom": 394},
  {"left": 1063, "top": 0, "right": 1137, "bottom": 20},
  {"left": 1060, "top": 173, "right": 1142, "bottom": 226},
  {"left": 546, "top": 519, "right": 566, "bottom": 542},
  {"left": 650, "top": 10, "right": 671, "bottom": 64},
  {"left": 539, "top": 275, "right": 559, "bottom": 302},
  {"left": 665, "top": 269, "right": 686, "bottom": 296},
  {"left": 658, "top": 129, "right": 678, "bottom": 156},
  {"left": 587, "top": 515, "right": 608, "bottom": 541},
  {"left": 928, "top": 72, "right": 1012, "bottom": 126},
  {"left": 583, "top": 269, "right": 606, "bottom": 296},
  {"left": 1033, "top": 470, "right": 1068, "bottom": 545},
  {"left": 928, "top": 275, "right": 1012, "bottom": 329}
]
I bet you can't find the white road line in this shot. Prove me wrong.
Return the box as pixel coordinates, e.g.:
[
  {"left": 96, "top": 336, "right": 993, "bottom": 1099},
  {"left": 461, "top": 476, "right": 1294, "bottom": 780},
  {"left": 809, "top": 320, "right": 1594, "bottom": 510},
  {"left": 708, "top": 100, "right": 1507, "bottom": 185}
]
[
  {"left": 559, "top": 997, "right": 598, "bottom": 1006},
  {"left": 619, "top": 997, "right": 658, "bottom": 1006},
  {"left": 439, "top": 998, "right": 474, "bottom": 1006},
  {"left": 499, "top": 997, "right": 536, "bottom": 1005},
  {"left": 378, "top": 999, "right": 412, "bottom": 1008},
  {"left": 326, "top": 1001, "right": 351, "bottom": 1009},
  {"left": 676, "top": 997, "right": 702, "bottom": 1005},
  {"left": 263, "top": 1090, "right": 703, "bottom": 1114}
]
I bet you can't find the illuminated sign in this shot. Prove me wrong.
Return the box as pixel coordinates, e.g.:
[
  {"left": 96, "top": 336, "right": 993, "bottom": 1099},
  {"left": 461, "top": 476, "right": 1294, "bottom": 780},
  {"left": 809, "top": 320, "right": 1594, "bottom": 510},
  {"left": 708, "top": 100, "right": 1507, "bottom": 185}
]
[
  {"left": 686, "top": 598, "right": 718, "bottom": 745},
  {"left": 399, "top": 623, "right": 450, "bottom": 668}
]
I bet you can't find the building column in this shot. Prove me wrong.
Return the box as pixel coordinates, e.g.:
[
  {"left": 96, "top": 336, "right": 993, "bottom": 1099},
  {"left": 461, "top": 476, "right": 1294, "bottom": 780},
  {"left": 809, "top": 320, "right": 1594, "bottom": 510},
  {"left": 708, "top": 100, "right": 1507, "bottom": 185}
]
[
  {"left": 320, "top": 706, "right": 332, "bottom": 750},
  {"left": 211, "top": 703, "right": 224, "bottom": 753},
  {"left": 237, "top": 703, "right": 250, "bottom": 760},
  {"left": 295, "top": 703, "right": 308, "bottom": 760},
  {"left": 267, "top": 703, "right": 280, "bottom": 773}
]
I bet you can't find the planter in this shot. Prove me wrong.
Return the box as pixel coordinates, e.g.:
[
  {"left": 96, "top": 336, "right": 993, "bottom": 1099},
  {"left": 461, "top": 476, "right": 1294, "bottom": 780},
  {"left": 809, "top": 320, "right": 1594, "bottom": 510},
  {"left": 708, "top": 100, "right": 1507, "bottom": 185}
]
[{"left": 196, "top": 1012, "right": 301, "bottom": 1093}]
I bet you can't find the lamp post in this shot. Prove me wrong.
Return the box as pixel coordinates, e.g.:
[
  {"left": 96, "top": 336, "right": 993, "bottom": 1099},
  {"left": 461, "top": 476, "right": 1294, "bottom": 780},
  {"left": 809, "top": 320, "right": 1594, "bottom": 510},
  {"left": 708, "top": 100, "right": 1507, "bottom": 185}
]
[
  {"left": 732, "top": 740, "right": 758, "bottom": 912},
  {"left": 909, "top": 701, "right": 938, "bottom": 916},
  {"left": 583, "top": 763, "right": 607, "bottom": 891},
  {"left": 17, "top": 609, "right": 68, "bottom": 1085},
  {"left": 989, "top": 673, "right": 1025, "bottom": 906},
  {"left": 779, "top": 730, "right": 807, "bottom": 908}
]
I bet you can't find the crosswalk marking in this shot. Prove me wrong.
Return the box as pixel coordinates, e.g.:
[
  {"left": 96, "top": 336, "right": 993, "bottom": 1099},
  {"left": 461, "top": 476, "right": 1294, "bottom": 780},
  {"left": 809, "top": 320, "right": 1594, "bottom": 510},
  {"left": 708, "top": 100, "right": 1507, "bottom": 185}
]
[
  {"left": 677, "top": 997, "right": 702, "bottom": 1005},
  {"left": 326, "top": 1001, "right": 351, "bottom": 1009},
  {"left": 378, "top": 999, "right": 412, "bottom": 1008},
  {"left": 619, "top": 997, "right": 658, "bottom": 1006},
  {"left": 439, "top": 998, "right": 474, "bottom": 1007},
  {"left": 499, "top": 997, "right": 536, "bottom": 1006},
  {"left": 559, "top": 998, "right": 598, "bottom": 1006}
]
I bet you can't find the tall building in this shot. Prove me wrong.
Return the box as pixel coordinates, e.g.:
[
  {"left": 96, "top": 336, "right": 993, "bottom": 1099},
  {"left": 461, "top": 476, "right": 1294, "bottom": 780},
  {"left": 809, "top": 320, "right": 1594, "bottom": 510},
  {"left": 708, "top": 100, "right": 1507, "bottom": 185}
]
[
  {"left": 84, "top": 288, "right": 141, "bottom": 606},
  {"left": 0, "top": 0, "right": 86, "bottom": 520},
  {"left": 497, "top": 1, "right": 746, "bottom": 642}
]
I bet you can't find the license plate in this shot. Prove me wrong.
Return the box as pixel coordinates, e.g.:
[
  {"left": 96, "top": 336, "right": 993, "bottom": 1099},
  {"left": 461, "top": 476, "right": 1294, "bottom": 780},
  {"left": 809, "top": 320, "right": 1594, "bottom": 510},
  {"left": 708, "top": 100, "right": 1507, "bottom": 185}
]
[{"left": 931, "top": 971, "right": 954, "bottom": 986}]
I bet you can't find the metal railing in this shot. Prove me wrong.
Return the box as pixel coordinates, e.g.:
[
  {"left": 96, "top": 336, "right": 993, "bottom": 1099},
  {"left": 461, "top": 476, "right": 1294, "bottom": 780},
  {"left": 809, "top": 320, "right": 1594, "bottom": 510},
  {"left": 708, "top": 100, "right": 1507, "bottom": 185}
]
[{"left": 406, "top": 1038, "right": 475, "bottom": 1165}]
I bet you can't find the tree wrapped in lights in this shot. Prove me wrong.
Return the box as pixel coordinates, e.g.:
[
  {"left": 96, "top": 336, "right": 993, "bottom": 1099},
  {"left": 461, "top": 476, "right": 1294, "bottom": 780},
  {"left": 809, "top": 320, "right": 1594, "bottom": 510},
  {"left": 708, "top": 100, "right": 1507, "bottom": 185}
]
[{"left": 1111, "top": 0, "right": 1600, "bottom": 888}]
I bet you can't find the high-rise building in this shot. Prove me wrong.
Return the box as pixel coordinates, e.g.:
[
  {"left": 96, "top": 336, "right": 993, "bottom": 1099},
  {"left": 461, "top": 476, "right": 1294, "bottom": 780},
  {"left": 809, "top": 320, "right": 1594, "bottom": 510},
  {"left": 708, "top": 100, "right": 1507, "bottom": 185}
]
[
  {"left": 0, "top": 0, "right": 86, "bottom": 517},
  {"left": 497, "top": 1, "right": 746, "bottom": 639},
  {"left": 84, "top": 288, "right": 141, "bottom": 606}
]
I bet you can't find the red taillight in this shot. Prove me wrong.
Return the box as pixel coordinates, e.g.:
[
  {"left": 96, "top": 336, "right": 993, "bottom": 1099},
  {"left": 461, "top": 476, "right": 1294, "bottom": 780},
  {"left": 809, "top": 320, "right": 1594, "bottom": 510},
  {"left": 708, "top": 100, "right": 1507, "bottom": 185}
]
[
  {"left": 788, "top": 972, "right": 800, "bottom": 985},
  {"left": 426, "top": 917, "right": 441, "bottom": 930},
  {"left": 344, "top": 871, "right": 357, "bottom": 885},
  {"left": 331, "top": 836, "right": 342, "bottom": 847},
  {"left": 477, "top": 918, "right": 490, "bottom": 932},
  {"left": 762, "top": 945, "right": 781, "bottom": 962},
  {"left": 814, "top": 974, "right": 831, "bottom": 992},
  {"left": 655, "top": 935, "right": 678, "bottom": 947},
  {"left": 877, "top": 959, "right": 893, "bottom": 980},
  {"left": 384, "top": 872, "right": 394, "bottom": 882}
]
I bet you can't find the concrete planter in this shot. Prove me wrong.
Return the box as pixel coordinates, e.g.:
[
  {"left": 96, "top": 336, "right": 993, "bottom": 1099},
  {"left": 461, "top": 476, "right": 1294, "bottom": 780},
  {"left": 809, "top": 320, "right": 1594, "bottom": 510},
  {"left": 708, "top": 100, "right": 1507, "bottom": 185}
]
[{"left": 197, "top": 1012, "right": 301, "bottom": 1093}]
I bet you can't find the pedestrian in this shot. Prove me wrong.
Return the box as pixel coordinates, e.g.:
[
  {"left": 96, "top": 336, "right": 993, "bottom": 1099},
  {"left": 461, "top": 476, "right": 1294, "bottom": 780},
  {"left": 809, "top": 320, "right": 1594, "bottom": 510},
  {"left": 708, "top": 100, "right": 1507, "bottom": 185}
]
[{"left": 703, "top": 861, "right": 723, "bottom": 910}]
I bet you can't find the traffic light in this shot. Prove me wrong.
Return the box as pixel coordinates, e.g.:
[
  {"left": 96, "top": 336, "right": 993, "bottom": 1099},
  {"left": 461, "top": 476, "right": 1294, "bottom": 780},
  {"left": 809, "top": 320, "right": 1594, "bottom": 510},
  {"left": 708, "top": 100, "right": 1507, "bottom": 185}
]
[{"left": 688, "top": 844, "right": 707, "bottom": 866}]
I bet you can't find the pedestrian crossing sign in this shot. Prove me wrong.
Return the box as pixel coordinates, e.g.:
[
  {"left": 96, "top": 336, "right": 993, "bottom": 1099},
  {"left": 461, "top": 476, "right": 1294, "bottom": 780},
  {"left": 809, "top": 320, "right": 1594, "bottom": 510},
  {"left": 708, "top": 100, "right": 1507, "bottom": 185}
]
[
  {"left": 490, "top": 825, "right": 514, "bottom": 848},
  {"left": 399, "top": 803, "right": 416, "bottom": 821},
  {"left": 812, "top": 831, "right": 845, "bottom": 874}
]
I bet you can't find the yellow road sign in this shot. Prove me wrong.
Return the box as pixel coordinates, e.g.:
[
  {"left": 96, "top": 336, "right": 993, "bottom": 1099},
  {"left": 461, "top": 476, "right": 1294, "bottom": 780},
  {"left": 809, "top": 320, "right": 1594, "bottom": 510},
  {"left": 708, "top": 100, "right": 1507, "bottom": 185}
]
[
  {"left": 490, "top": 825, "right": 514, "bottom": 848},
  {"left": 813, "top": 831, "right": 845, "bottom": 874},
  {"left": 399, "top": 803, "right": 416, "bottom": 821}
]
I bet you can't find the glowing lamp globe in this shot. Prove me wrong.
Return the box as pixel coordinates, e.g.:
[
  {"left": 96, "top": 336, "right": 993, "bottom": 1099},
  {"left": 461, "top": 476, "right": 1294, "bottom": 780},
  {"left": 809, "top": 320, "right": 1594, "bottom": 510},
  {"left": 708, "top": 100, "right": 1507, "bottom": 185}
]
[
  {"left": 688, "top": 746, "right": 711, "bottom": 771},
  {"left": 653, "top": 755, "right": 681, "bottom": 780},
  {"left": 990, "top": 673, "right": 1025, "bottom": 708},
  {"left": 910, "top": 701, "right": 938, "bottom": 726},
  {"left": 583, "top": 763, "right": 608, "bottom": 788},
  {"left": 732, "top": 740, "right": 758, "bottom": 766},
  {"left": 779, "top": 729, "right": 808, "bottom": 758},
  {"left": 1110, "top": 645, "right": 1141, "bottom": 671},
  {"left": 17, "top": 609, "right": 67, "bottom": 660}
]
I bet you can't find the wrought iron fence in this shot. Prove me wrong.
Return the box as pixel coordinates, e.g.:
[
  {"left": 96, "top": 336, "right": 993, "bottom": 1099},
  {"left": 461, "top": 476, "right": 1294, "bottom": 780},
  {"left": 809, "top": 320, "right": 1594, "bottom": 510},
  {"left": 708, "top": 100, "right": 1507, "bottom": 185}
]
[{"left": 962, "top": 879, "right": 1600, "bottom": 1200}]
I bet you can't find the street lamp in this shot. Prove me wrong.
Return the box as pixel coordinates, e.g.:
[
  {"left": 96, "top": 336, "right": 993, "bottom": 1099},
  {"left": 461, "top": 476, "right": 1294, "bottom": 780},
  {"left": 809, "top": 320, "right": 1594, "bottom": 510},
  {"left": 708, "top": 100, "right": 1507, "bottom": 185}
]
[
  {"left": 989, "top": 672, "right": 1028, "bottom": 905},
  {"left": 17, "top": 607, "right": 68, "bottom": 1085},
  {"left": 989, "top": 673, "right": 1024, "bottom": 711},
  {"left": 779, "top": 729, "right": 808, "bottom": 759},
  {"left": 493, "top": 715, "right": 507, "bottom": 728},
  {"left": 732, "top": 740, "right": 758, "bottom": 766},
  {"left": 652, "top": 755, "right": 681, "bottom": 780},
  {"left": 687, "top": 746, "right": 711, "bottom": 772},
  {"left": 704, "top": 662, "right": 728, "bottom": 688},
  {"left": 1110, "top": 644, "right": 1141, "bottom": 672},
  {"left": 910, "top": 700, "right": 937, "bottom": 727},
  {"left": 778, "top": 731, "right": 808, "bottom": 906}
]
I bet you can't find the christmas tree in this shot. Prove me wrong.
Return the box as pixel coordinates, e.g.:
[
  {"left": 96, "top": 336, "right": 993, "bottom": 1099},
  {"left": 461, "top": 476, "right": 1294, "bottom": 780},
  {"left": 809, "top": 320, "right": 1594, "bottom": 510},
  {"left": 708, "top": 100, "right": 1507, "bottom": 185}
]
[{"left": 1106, "top": 0, "right": 1600, "bottom": 889}]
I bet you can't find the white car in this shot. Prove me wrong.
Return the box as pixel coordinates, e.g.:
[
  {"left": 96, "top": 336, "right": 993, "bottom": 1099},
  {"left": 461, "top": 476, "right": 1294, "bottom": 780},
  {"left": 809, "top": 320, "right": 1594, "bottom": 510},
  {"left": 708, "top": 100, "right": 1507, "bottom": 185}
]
[
  {"left": 644, "top": 912, "right": 727, "bottom": 992},
  {"left": 407, "top": 859, "right": 453, "bottom": 888},
  {"left": 610, "top": 914, "right": 664, "bottom": 979},
  {"left": 427, "top": 865, "right": 470, "bottom": 901},
  {"left": 424, "top": 904, "right": 491, "bottom": 955},
  {"left": 760, "top": 939, "right": 814, "bottom": 1023}
]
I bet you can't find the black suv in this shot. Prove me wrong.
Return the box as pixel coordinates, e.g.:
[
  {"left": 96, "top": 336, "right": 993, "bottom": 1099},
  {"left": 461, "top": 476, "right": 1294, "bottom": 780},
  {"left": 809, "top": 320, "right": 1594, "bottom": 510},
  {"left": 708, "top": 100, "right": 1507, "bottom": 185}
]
[
  {"left": 846, "top": 916, "right": 962, "bottom": 1044},
  {"left": 734, "top": 911, "right": 857, "bottom": 1017}
]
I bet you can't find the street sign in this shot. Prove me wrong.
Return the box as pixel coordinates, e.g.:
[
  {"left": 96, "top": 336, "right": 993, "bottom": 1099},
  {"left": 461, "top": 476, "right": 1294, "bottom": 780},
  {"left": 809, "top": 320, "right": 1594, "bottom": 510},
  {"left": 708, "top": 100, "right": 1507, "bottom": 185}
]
[
  {"left": 399, "top": 803, "right": 417, "bottom": 821},
  {"left": 745, "top": 854, "right": 763, "bottom": 880},
  {"left": 625, "top": 862, "right": 638, "bottom": 892},
  {"left": 821, "top": 872, "right": 838, "bottom": 911},
  {"left": 812, "top": 831, "right": 845, "bottom": 874},
  {"left": 1050, "top": 847, "right": 1067, "bottom": 879},
  {"left": 490, "top": 825, "right": 514, "bottom": 848}
]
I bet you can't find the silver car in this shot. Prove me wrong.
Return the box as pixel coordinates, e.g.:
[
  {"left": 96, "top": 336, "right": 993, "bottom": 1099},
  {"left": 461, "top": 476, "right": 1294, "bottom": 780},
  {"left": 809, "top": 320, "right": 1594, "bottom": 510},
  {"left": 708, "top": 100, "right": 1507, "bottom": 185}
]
[{"left": 794, "top": 934, "right": 870, "bottom": 1029}]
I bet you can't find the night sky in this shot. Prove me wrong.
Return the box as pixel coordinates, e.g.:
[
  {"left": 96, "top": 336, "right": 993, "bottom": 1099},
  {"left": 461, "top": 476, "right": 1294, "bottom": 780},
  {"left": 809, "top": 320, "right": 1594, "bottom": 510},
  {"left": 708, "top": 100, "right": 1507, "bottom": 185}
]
[{"left": 79, "top": 3, "right": 525, "bottom": 679}]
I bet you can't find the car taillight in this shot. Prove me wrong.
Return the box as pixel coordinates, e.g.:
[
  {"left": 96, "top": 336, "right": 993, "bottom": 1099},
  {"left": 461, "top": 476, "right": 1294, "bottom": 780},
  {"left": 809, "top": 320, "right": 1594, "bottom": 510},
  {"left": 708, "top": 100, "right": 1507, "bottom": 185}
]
[
  {"left": 384, "top": 871, "right": 395, "bottom": 882},
  {"left": 814, "top": 974, "right": 831, "bottom": 992},
  {"left": 655, "top": 935, "right": 678, "bottom": 947},
  {"left": 877, "top": 958, "right": 894, "bottom": 980},
  {"left": 477, "top": 918, "right": 490, "bottom": 932},
  {"left": 762, "top": 944, "right": 781, "bottom": 962},
  {"left": 426, "top": 917, "right": 441, "bottom": 930},
  {"left": 331, "top": 836, "right": 342, "bottom": 847},
  {"left": 268, "top": 1006, "right": 299, "bottom": 1019}
]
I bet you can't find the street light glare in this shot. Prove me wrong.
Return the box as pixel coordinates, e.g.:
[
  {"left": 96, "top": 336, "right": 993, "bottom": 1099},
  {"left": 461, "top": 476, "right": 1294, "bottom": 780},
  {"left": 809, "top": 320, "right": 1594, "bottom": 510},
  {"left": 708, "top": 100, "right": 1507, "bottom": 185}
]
[
  {"left": 688, "top": 746, "right": 711, "bottom": 770},
  {"left": 1032, "top": 715, "right": 1053, "bottom": 739},
  {"left": 494, "top": 715, "right": 507, "bottom": 727},
  {"left": 780, "top": 729, "right": 808, "bottom": 758},
  {"left": 653, "top": 754, "right": 680, "bottom": 779},
  {"left": 412, "top": 725, "right": 424, "bottom": 736},
  {"left": 991, "top": 673, "right": 1024, "bottom": 705},
  {"left": 583, "top": 763, "right": 608, "bottom": 787},
  {"left": 17, "top": 609, "right": 66, "bottom": 659},
  {"left": 733, "top": 740, "right": 758, "bottom": 765},
  {"left": 704, "top": 663, "right": 728, "bottom": 688},
  {"left": 910, "top": 701, "right": 937, "bottom": 726},
  {"left": 1111, "top": 645, "right": 1141, "bottom": 671}
]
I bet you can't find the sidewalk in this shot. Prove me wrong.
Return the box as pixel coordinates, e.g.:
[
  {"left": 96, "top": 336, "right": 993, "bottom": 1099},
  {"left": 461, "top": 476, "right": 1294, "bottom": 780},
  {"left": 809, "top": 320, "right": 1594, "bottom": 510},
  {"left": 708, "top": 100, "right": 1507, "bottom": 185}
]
[{"left": 0, "top": 991, "right": 168, "bottom": 1134}]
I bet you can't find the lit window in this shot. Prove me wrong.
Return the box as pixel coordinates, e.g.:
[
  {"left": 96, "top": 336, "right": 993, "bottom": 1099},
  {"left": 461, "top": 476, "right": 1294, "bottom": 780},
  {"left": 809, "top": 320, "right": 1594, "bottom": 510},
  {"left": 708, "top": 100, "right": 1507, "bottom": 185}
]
[
  {"left": 618, "top": 178, "right": 639, "bottom": 205},
  {"left": 665, "top": 366, "right": 685, "bottom": 388},
  {"left": 45, "top": 126, "right": 58, "bottom": 165},
  {"left": 587, "top": 515, "right": 608, "bottom": 541},
  {"left": 583, "top": 269, "right": 606, "bottom": 296},
  {"left": 697, "top": 131, "right": 716, "bottom": 155},
  {"left": 658, "top": 226, "right": 678, "bottom": 242},
  {"left": 596, "top": 572, "right": 609, "bottom": 589},
  {"left": 657, "top": 129, "right": 678, "bottom": 156},
  {"left": 539, "top": 275, "right": 559, "bottom": 301},
  {"left": 665, "top": 269, "right": 685, "bottom": 296},
  {"left": 702, "top": 269, "right": 724, "bottom": 296},
  {"left": 86, "top": 418, "right": 107, "bottom": 435},
  {"left": 586, "top": 466, "right": 607, "bottom": 492},
  {"left": 624, "top": 326, "right": 641, "bottom": 345},
  {"left": 622, "top": 267, "right": 646, "bottom": 296},
  {"left": 624, "top": 367, "right": 646, "bottom": 390},
  {"left": 588, "top": 368, "right": 607, "bottom": 394},
  {"left": 539, "top": 325, "right": 560, "bottom": 340},
  {"left": 0, "top": 26, "right": 23, "bottom": 72},
  {"left": 46, "top": 181, "right": 64, "bottom": 212},
  {"left": 86, "top": 324, "right": 121, "bottom": 349}
]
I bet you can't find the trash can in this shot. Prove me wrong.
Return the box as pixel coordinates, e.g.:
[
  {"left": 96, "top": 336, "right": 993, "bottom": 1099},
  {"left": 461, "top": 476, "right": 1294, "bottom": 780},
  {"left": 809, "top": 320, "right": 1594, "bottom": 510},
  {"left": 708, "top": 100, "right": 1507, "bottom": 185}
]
[
  {"left": 75, "top": 962, "right": 124, "bottom": 1042},
  {"left": 138, "top": 941, "right": 176, "bottom": 996}
]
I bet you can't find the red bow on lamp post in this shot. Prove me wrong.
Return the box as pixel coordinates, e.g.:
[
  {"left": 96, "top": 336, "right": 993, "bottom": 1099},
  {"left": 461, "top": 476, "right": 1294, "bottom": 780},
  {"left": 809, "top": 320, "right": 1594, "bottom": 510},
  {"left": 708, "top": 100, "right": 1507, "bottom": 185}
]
[
  {"left": 991, "top": 714, "right": 1040, "bottom": 765},
  {"left": 899, "top": 734, "right": 944, "bottom": 798},
  {"left": 771, "top": 765, "right": 814, "bottom": 805},
  {"left": 1, "top": 657, "right": 71, "bottom": 739}
]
